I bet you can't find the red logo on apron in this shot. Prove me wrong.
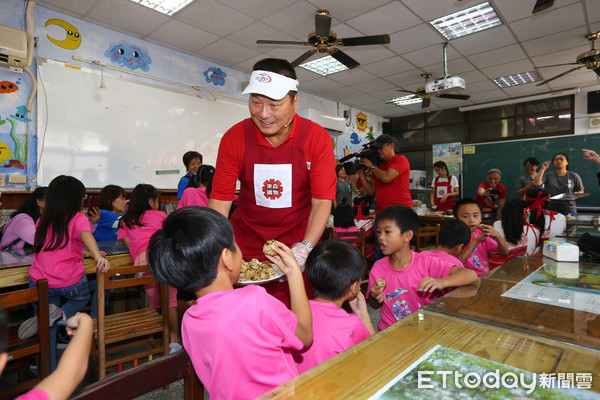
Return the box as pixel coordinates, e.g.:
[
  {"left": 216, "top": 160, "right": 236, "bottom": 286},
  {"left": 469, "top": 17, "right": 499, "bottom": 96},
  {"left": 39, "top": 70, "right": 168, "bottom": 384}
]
[{"left": 262, "top": 179, "right": 283, "bottom": 200}]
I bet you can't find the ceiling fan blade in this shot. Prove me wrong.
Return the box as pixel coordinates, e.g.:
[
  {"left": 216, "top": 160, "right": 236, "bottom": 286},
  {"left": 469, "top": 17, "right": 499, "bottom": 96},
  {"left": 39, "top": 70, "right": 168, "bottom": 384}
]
[
  {"left": 421, "top": 97, "right": 431, "bottom": 109},
  {"left": 338, "top": 35, "right": 391, "bottom": 47},
  {"left": 595, "top": 67, "right": 600, "bottom": 77},
  {"left": 437, "top": 93, "right": 471, "bottom": 100},
  {"left": 329, "top": 49, "right": 360, "bottom": 69},
  {"left": 290, "top": 49, "right": 318, "bottom": 67},
  {"left": 256, "top": 39, "right": 308, "bottom": 45},
  {"left": 535, "top": 62, "right": 580, "bottom": 68},
  {"left": 535, "top": 65, "right": 584, "bottom": 86},
  {"left": 532, "top": 0, "right": 554, "bottom": 14},
  {"left": 315, "top": 13, "right": 332, "bottom": 38}
]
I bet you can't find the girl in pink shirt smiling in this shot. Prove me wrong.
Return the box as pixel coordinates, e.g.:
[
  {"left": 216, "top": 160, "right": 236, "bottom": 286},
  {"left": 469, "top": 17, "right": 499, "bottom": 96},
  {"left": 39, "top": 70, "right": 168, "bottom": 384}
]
[
  {"left": 146, "top": 207, "right": 312, "bottom": 400},
  {"left": 28, "top": 175, "right": 110, "bottom": 370}
]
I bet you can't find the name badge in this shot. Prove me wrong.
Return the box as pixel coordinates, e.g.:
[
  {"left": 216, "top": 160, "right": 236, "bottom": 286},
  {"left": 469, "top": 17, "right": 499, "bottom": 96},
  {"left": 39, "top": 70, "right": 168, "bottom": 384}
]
[{"left": 254, "top": 164, "right": 292, "bottom": 208}]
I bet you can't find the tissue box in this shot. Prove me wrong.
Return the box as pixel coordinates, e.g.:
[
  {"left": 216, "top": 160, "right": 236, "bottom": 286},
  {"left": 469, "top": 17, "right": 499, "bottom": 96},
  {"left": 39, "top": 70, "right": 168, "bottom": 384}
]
[{"left": 542, "top": 241, "right": 579, "bottom": 262}]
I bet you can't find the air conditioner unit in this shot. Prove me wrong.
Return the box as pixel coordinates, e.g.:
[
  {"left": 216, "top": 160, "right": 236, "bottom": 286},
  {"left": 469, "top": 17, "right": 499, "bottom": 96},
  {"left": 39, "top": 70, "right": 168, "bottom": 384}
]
[
  {"left": 0, "top": 24, "right": 28, "bottom": 69},
  {"left": 590, "top": 117, "right": 600, "bottom": 129}
]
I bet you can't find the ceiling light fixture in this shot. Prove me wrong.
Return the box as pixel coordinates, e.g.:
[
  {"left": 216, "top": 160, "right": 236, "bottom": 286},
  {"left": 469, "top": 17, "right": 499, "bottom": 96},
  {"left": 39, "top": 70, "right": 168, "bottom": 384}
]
[
  {"left": 493, "top": 71, "right": 542, "bottom": 88},
  {"left": 299, "top": 56, "right": 349, "bottom": 76},
  {"left": 387, "top": 95, "right": 423, "bottom": 106},
  {"left": 429, "top": 2, "right": 502, "bottom": 40},
  {"left": 129, "top": 0, "right": 195, "bottom": 16}
]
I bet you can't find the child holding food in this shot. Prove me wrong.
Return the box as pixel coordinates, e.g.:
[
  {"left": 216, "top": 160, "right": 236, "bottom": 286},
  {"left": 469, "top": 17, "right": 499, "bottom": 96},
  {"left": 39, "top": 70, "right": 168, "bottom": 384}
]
[
  {"left": 146, "top": 207, "right": 312, "bottom": 400},
  {"left": 293, "top": 240, "right": 375, "bottom": 373},
  {"left": 453, "top": 198, "right": 509, "bottom": 276},
  {"left": 367, "top": 205, "right": 477, "bottom": 330}
]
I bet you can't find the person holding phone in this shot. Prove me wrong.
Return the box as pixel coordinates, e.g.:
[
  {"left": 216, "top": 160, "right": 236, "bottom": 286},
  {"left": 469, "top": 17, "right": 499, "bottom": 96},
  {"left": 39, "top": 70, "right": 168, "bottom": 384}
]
[{"left": 475, "top": 168, "right": 506, "bottom": 220}]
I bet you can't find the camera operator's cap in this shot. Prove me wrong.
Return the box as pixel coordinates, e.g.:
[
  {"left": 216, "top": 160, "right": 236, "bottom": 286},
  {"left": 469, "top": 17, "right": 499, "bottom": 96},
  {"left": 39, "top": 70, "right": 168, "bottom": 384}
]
[
  {"left": 372, "top": 134, "right": 396, "bottom": 147},
  {"left": 241, "top": 70, "right": 299, "bottom": 100}
]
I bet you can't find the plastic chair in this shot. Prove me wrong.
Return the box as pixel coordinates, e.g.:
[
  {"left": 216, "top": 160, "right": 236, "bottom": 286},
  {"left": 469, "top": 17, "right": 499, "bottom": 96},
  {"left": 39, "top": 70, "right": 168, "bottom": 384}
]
[
  {"left": 93, "top": 264, "right": 169, "bottom": 380},
  {"left": 0, "top": 279, "right": 51, "bottom": 400},
  {"left": 415, "top": 224, "right": 440, "bottom": 252}
]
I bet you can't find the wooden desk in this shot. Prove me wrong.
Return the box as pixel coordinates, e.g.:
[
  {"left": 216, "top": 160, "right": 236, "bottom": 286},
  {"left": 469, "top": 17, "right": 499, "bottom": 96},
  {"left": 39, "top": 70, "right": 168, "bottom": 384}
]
[
  {"left": 259, "top": 311, "right": 600, "bottom": 399},
  {"left": 424, "top": 257, "right": 600, "bottom": 349},
  {"left": 0, "top": 253, "right": 134, "bottom": 289}
]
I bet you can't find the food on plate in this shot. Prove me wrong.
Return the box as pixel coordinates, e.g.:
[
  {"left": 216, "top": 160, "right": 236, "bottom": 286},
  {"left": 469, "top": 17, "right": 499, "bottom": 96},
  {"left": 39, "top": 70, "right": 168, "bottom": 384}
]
[
  {"left": 263, "top": 239, "right": 278, "bottom": 256},
  {"left": 239, "top": 258, "right": 277, "bottom": 282},
  {"left": 376, "top": 279, "right": 386, "bottom": 288}
]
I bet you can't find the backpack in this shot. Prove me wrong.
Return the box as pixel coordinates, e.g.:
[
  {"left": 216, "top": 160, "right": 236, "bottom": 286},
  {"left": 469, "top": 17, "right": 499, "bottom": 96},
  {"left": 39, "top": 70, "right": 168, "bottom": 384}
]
[{"left": 577, "top": 232, "right": 600, "bottom": 260}]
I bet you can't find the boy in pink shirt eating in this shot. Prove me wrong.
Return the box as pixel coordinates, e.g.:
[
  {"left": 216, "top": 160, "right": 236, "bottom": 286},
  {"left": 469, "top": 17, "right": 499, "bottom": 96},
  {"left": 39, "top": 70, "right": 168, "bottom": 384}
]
[
  {"left": 368, "top": 206, "right": 477, "bottom": 331},
  {"left": 293, "top": 240, "right": 375, "bottom": 373},
  {"left": 146, "top": 207, "right": 312, "bottom": 400},
  {"left": 420, "top": 219, "right": 472, "bottom": 268}
]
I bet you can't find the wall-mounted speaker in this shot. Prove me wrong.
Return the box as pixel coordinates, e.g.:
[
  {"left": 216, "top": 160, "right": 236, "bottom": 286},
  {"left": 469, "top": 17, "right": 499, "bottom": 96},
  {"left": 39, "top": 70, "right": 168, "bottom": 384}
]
[{"left": 590, "top": 117, "right": 600, "bottom": 129}]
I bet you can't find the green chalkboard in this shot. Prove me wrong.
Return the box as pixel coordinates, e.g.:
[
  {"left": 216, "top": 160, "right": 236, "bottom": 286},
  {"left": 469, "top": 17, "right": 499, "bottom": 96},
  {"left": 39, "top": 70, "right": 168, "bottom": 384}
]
[{"left": 463, "top": 134, "right": 600, "bottom": 208}]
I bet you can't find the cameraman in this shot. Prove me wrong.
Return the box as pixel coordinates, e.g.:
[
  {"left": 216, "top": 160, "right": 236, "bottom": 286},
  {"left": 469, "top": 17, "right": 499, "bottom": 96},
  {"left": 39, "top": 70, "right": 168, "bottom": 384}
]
[{"left": 357, "top": 134, "right": 412, "bottom": 259}]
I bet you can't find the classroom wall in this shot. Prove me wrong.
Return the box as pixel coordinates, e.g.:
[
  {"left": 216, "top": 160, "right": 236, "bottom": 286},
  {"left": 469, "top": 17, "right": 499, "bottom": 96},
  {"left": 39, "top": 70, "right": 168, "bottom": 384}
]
[
  {"left": 574, "top": 85, "right": 600, "bottom": 136},
  {"left": 0, "top": 1, "right": 384, "bottom": 190}
]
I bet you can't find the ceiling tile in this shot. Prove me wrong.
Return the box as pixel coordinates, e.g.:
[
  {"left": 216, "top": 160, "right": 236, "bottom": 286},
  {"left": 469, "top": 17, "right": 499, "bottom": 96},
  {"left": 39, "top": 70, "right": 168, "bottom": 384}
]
[
  {"left": 174, "top": 0, "right": 254, "bottom": 36},
  {"left": 228, "top": 22, "right": 296, "bottom": 49},
  {"left": 467, "top": 44, "right": 527, "bottom": 69},
  {"left": 147, "top": 20, "right": 219, "bottom": 52},
  {"left": 344, "top": 93, "right": 381, "bottom": 106},
  {"left": 509, "top": 3, "right": 585, "bottom": 42},
  {"left": 323, "top": 86, "right": 364, "bottom": 99},
  {"left": 299, "top": 77, "right": 344, "bottom": 93},
  {"left": 352, "top": 78, "right": 396, "bottom": 93},
  {"left": 361, "top": 56, "right": 415, "bottom": 77},
  {"left": 327, "top": 68, "right": 377, "bottom": 85},
  {"left": 85, "top": 0, "right": 169, "bottom": 36},
  {"left": 481, "top": 59, "right": 535, "bottom": 79},
  {"left": 216, "top": 0, "right": 296, "bottom": 19},
  {"left": 343, "top": 47, "right": 397, "bottom": 66},
  {"left": 521, "top": 26, "right": 589, "bottom": 57},
  {"left": 385, "top": 70, "right": 429, "bottom": 88},
  {"left": 388, "top": 24, "right": 443, "bottom": 55},
  {"left": 36, "top": 0, "right": 99, "bottom": 15},
  {"left": 346, "top": 2, "right": 420, "bottom": 36},
  {"left": 451, "top": 25, "right": 516, "bottom": 57},
  {"left": 493, "top": 0, "right": 580, "bottom": 23},
  {"left": 305, "top": 0, "right": 394, "bottom": 22},
  {"left": 465, "top": 80, "right": 500, "bottom": 94},
  {"left": 197, "top": 38, "right": 260, "bottom": 66},
  {"left": 262, "top": 2, "right": 324, "bottom": 39}
]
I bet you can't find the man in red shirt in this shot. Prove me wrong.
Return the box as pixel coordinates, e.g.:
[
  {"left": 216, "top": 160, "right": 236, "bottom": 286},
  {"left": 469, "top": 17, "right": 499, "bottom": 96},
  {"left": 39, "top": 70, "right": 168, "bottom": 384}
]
[
  {"left": 208, "top": 58, "right": 336, "bottom": 304},
  {"left": 475, "top": 168, "right": 506, "bottom": 220},
  {"left": 357, "top": 134, "right": 412, "bottom": 260}
]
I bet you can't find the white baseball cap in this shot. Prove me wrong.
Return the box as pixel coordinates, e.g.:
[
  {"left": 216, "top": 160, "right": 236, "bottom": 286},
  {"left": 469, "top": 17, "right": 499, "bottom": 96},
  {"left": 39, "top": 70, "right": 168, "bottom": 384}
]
[{"left": 242, "top": 70, "right": 299, "bottom": 100}]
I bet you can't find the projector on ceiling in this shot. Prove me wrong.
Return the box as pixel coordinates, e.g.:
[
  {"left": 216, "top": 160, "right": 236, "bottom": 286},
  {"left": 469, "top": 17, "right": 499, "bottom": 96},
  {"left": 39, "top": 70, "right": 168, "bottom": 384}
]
[{"left": 425, "top": 76, "right": 466, "bottom": 93}]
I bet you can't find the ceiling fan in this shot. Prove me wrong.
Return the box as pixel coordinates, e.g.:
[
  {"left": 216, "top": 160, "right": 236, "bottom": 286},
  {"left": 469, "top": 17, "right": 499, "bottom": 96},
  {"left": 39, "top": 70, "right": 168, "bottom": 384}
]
[
  {"left": 535, "top": 31, "right": 600, "bottom": 86},
  {"left": 395, "top": 43, "right": 470, "bottom": 109},
  {"left": 256, "top": 9, "right": 390, "bottom": 70}
]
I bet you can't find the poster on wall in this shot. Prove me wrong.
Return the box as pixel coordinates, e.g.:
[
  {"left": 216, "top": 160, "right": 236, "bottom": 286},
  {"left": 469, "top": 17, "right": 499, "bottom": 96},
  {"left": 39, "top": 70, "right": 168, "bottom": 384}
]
[{"left": 432, "top": 142, "right": 462, "bottom": 175}]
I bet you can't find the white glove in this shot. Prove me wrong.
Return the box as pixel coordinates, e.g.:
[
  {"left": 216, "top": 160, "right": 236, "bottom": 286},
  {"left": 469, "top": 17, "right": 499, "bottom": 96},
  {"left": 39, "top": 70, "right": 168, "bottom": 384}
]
[{"left": 291, "top": 241, "right": 312, "bottom": 272}]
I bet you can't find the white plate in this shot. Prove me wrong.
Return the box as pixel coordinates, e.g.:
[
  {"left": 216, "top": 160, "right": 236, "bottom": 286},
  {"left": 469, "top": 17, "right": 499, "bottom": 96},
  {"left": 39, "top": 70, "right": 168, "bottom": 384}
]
[{"left": 237, "top": 262, "right": 284, "bottom": 285}]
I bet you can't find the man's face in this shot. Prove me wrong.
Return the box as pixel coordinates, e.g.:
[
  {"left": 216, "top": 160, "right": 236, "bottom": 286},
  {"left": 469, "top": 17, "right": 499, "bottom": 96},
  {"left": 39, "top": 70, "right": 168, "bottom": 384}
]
[
  {"left": 249, "top": 93, "right": 298, "bottom": 137},
  {"left": 487, "top": 172, "right": 501, "bottom": 188},
  {"left": 377, "top": 143, "right": 395, "bottom": 162},
  {"left": 524, "top": 161, "right": 538, "bottom": 176}
]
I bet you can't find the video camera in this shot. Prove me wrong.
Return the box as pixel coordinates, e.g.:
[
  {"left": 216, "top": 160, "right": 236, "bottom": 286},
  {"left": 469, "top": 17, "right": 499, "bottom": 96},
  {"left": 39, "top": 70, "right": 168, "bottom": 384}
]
[{"left": 339, "top": 141, "right": 381, "bottom": 175}]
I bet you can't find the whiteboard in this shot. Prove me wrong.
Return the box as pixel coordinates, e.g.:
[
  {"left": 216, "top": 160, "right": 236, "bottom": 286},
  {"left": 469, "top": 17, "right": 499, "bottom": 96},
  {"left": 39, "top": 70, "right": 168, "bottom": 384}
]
[{"left": 37, "top": 62, "right": 249, "bottom": 188}]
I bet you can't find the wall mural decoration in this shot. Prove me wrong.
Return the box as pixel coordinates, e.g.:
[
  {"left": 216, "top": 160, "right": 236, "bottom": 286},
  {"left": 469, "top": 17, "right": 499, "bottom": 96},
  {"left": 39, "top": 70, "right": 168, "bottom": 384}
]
[
  {"left": 204, "top": 67, "right": 226, "bottom": 86},
  {"left": 356, "top": 111, "right": 367, "bottom": 131},
  {"left": 104, "top": 41, "right": 152, "bottom": 71},
  {"left": 0, "top": 104, "right": 28, "bottom": 169},
  {"left": 45, "top": 18, "right": 82, "bottom": 49}
]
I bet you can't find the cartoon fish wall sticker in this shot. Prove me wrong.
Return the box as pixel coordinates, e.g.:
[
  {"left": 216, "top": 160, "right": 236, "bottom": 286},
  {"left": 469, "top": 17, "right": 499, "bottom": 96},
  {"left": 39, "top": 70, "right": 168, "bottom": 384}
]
[
  {"left": 0, "top": 81, "right": 19, "bottom": 94},
  {"left": 105, "top": 41, "right": 152, "bottom": 71},
  {"left": 45, "top": 18, "right": 81, "bottom": 50}
]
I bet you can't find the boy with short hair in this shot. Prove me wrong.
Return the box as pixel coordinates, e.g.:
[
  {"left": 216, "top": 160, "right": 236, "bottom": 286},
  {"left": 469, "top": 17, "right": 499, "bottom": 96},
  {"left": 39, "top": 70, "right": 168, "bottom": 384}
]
[
  {"left": 421, "top": 219, "right": 472, "bottom": 267},
  {"left": 0, "top": 308, "right": 93, "bottom": 400},
  {"left": 453, "top": 198, "right": 509, "bottom": 276},
  {"left": 367, "top": 205, "right": 478, "bottom": 331},
  {"left": 293, "top": 240, "right": 375, "bottom": 373}
]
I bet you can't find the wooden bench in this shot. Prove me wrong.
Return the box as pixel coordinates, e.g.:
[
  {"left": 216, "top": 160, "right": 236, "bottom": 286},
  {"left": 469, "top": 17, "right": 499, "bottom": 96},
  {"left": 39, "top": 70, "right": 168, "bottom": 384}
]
[{"left": 71, "top": 351, "right": 203, "bottom": 400}]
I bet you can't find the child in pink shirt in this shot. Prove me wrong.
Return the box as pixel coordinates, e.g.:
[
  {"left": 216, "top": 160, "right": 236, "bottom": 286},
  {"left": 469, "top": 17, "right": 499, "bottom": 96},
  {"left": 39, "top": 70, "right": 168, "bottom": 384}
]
[
  {"left": 145, "top": 207, "right": 312, "bottom": 400},
  {"left": 0, "top": 187, "right": 46, "bottom": 250},
  {"left": 420, "top": 219, "right": 472, "bottom": 268},
  {"left": 333, "top": 202, "right": 358, "bottom": 234},
  {"left": 117, "top": 184, "right": 180, "bottom": 351},
  {"left": 28, "top": 176, "right": 109, "bottom": 370},
  {"left": 453, "top": 199, "right": 509, "bottom": 276},
  {"left": 177, "top": 165, "right": 214, "bottom": 209},
  {"left": 293, "top": 240, "right": 374, "bottom": 373},
  {"left": 368, "top": 206, "right": 477, "bottom": 331}
]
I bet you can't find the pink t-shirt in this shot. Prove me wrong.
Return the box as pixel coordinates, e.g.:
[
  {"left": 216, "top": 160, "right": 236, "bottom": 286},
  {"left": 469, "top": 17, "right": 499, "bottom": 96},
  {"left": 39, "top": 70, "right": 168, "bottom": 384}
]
[
  {"left": 420, "top": 249, "right": 463, "bottom": 268},
  {"left": 29, "top": 212, "right": 90, "bottom": 288},
  {"left": 182, "top": 285, "right": 303, "bottom": 400},
  {"left": 15, "top": 388, "right": 49, "bottom": 400},
  {"left": 177, "top": 186, "right": 209, "bottom": 209},
  {"left": 0, "top": 213, "right": 36, "bottom": 250},
  {"left": 367, "top": 251, "right": 454, "bottom": 331},
  {"left": 293, "top": 301, "right": 370, "bottom": 373},
  {"left": 117, "top": 209, "right": 167, "bottom": 261},
  {"left": 463, "top": 229, "right": 498, "bottom": 276}
]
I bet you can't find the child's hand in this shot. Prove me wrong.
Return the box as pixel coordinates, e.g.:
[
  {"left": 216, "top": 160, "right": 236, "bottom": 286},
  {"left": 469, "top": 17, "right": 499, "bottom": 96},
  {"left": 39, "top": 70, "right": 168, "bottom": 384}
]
[
  {"left": 88, "top": 207, "right": 101, "bottom": 224},
  {"left": 265, "top": 241, "right": 301, "bottom": 278},
  {"left": 95, "top": 255, "right": 110, "bottom": 273},
  {"left": 349, "top": 291, "right": 368, "bottom": 315},
  {"left": 473, "top": 231, "right": 488, "bottom": 244},
  {"left": 418, "top": 276, "right": 446, "bottom": 293},
  {"left": 66, "top": 312, "right": 92, "bottom": 336},
  {"left": 369, "top": 284, "right": 384, "bottom": 303},
  {"left": 480, "top": 224, "right": 500, "bottom": 240}
]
